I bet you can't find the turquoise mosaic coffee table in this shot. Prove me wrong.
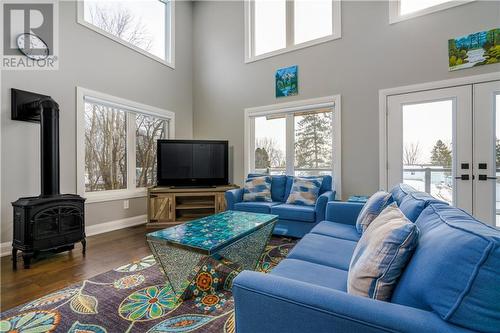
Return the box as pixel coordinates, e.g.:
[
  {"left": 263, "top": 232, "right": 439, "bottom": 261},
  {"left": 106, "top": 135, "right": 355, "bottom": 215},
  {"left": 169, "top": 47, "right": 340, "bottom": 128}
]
[{"left": 146, "top": 210, "right": 277, "bottom": 302}]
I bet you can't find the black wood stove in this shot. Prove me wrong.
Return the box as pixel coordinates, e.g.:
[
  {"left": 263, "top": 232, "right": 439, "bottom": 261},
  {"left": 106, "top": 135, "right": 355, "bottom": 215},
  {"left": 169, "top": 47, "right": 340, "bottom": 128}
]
[{"left": 11, "top": 89, "right": 86, "bottom": 269}]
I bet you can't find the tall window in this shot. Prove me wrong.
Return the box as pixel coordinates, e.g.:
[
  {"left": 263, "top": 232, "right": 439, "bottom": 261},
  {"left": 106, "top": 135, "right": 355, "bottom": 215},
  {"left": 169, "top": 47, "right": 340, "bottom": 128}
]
[
  {"left": 246, "top": 96, "right": 341, "bottom": 193},
  {"left": 389, "top": 0, "right": 474, "bottom": 23},
  {"left": 77, "top": 88, "right": 174, "bottom": 202},
  {"left": 78, "top": 0, "right": 174, "bottom": 67},
  {"left": 246, "top": 0, "right": 341, "bottom": 62}
]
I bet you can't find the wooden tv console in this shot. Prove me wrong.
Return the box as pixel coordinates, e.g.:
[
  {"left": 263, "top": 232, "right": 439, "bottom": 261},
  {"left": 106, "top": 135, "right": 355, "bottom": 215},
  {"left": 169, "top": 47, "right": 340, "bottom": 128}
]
[{"left": 147, "top": 185, "right": 239, "bottom": 228}]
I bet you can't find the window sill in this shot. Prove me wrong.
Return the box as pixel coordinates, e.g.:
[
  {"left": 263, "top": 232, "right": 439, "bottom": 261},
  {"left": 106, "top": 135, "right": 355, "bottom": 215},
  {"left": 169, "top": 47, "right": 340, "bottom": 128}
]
[
  {"left": 83, "top": 188, "right": 148, "bottom": 204},
  {"left": 245, "top": 33, "right": 341, "bottom": 64},
  {"left": 76, "top": 17, "right": 175, "bottom": 69},
  {"left": 389, "top": 0, "right": 475, "bottom": 24}
]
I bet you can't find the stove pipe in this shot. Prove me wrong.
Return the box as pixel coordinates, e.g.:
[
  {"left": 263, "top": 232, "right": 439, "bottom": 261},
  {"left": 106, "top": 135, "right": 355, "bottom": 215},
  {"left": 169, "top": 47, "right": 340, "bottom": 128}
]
[{"left": 24, "top": 98, "right": 60, "bottom": 196}]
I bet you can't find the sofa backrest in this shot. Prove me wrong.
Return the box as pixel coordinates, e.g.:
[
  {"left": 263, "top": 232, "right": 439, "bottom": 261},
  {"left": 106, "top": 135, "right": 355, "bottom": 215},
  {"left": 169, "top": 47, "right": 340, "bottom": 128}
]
[
  {"left": 390, "top": 183, "right": 417, "bottom": 205},
  {"left": 389, "top": 184, "right": 446, "bottom": 222},
  {"left": 391, "top": 203, "right": 500, "bottom": 333}
]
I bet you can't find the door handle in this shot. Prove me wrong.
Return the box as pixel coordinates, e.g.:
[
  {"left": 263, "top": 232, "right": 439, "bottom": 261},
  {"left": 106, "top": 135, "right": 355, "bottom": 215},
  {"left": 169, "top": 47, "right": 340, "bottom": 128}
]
[
  {"left": 478, "top": 175, "right": 497, "bottom": 181},
  {"left": 455, "top": 175, "right": 470, "bottom": 180}
]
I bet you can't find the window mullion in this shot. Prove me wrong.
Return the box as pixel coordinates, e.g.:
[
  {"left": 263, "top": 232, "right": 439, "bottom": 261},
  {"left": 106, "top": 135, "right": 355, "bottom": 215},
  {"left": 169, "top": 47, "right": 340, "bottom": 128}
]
[
  {"left": 127, "top": 112, "right": 136, "bottom": 190},
  {"left": 286, "top": 0, "right": 295, "bottom": 47},
  {"left": 285, "top": 113, "right": 295, "bottom": 176}
]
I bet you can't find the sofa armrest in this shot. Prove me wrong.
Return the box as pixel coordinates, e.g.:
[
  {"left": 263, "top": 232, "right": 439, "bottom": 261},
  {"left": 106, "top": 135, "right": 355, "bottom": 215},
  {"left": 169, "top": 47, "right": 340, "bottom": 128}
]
[
  {"left": 225, "top": 188, "right": 244, "bottom": 210},
  {"left": 325, "top": 201, "right": 364, "bottom": 226},
  {"left": 315, "top": 191, "right": 335, "bottom": 222},
  {"left": 233, "top": 271, "right": 472, "bottom": 333}
]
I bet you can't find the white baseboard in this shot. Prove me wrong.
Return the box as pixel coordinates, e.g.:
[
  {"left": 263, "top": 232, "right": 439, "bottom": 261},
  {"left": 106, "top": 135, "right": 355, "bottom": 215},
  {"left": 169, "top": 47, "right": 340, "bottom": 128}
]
[{"left": 0, "top": 214, "right": 147, "bottom": 257}]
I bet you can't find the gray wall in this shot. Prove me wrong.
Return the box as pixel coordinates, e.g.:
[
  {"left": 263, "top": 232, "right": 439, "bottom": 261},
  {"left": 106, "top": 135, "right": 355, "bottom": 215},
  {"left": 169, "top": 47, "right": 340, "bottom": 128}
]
[
  {"left": 0, "top": 1, "right": 193, "bottom": 242},
  {"left": 192, "top": 0, "right": 500, "bottom": 199}
]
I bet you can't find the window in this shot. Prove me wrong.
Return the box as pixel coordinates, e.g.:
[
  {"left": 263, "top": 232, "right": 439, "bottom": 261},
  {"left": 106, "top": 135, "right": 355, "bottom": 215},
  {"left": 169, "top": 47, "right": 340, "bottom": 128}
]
[
  {"left": 389, "top": 0, "right": 474, "bottom": 24},
  {"left": 77, "top": 88, "right": 175, "bottom": 202},
  {"left": 245, "top": 0, "right": 341, "bottom": 62},
  {"left": 77, "top": 0, "right": 174, "bottom": 67},
  {"left": 246, "top": 96, "right": 341, "bottom": 195}
]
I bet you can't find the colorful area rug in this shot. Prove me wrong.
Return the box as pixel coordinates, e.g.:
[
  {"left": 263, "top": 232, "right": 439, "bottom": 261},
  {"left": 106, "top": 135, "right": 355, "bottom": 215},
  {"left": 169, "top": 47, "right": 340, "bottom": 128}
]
[{"left": 0, "top": 237, "right": 296, "bottom": 333}]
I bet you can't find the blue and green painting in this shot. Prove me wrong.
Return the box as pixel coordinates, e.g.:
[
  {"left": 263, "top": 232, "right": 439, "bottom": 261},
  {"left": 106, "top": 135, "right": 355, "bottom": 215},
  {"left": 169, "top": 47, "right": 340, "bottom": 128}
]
[
  {"left": 448, "top": 28, "right": 500, "bottom": 71},
  {"left": 275, "top": 65, "right": 298, "bottom": 97}
]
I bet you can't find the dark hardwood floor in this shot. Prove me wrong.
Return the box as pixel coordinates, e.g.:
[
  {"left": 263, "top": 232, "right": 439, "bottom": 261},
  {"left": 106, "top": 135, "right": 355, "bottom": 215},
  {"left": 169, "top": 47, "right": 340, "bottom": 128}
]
[{"left": 1, "top": 224, "right": 154, "bottom": 312}]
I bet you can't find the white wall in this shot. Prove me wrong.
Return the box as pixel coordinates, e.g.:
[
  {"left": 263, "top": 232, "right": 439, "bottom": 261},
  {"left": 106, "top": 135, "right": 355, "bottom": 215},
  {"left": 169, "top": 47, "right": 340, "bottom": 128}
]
[
  {"left": 192, "top": 0, "right": 500, "bottom": 199},
  {"left": 0, "top": 1, "right": 193, "bottom": 242}
]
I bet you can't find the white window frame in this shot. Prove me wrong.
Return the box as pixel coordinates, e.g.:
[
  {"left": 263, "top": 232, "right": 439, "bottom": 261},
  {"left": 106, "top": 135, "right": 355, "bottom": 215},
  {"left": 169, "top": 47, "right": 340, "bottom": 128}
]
[
  {"left": 244, "top": 95, "right": 342, "bottom": 198},
  {"left": 389, "top": 0, "right": 475, "bottom": 24},
  {"left": 76, "top": 0, "right": 175, "bottom": 68},
  {"left": 244, "top": 0, "right": 341, "bottom": 63},
  {"left": 76, "top": 87, "right": 175, "bottom": 203}
]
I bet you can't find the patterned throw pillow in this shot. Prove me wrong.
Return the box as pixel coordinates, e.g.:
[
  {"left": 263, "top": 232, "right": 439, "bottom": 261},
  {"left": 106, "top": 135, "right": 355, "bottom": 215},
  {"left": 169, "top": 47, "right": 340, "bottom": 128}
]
[
  {"left": 348, "top": 204, "right": 419, "bottom": 301},
  {"left": 285, "top": 177, "right": 322, "bottom": 206},
  {"left": 243, "top": 176, "right": 272, "bottom": 202},
  {"left": 356, "top": 191, "right": 393, "bottom": 233}
]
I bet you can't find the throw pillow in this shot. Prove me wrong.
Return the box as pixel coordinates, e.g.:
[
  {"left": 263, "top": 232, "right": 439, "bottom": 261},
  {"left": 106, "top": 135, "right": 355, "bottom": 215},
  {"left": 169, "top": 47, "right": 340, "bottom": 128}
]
[
  {"left": 355, "top": 191, "right": 393, "bottom": 233},
  {"left": 285, "top": 177, "right": 322, "bottom": 206},
  {"left": 347, "top": 204, "right": 419, "bottom": 301},
  {"left": 243, "top": 176, "right": 272, "bottom": 202}
]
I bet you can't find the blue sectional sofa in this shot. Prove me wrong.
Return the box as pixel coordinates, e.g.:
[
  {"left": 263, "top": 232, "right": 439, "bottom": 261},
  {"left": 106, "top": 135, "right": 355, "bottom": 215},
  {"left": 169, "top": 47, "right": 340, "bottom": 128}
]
[
  {"left": 233, "top": 184, "right": 500, "bottom": 333},
  {"left": 225, "top": 174, "right": 335, "bottom": 237}
]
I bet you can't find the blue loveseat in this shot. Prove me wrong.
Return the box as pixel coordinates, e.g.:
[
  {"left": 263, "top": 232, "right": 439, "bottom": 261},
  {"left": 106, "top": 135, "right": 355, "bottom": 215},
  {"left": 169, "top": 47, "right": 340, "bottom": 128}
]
[
  {"left": 225, "top": 174, "right": 335, "bottom": 238},
  {"left": 233, "top": 184, "right": 500, "bottom": 333}
]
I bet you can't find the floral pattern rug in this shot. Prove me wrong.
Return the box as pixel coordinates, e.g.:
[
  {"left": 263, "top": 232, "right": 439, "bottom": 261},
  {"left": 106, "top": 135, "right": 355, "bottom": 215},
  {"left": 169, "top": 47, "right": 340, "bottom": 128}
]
[{"left": 0, "top": 237, "right": 296, "bottom": 333}]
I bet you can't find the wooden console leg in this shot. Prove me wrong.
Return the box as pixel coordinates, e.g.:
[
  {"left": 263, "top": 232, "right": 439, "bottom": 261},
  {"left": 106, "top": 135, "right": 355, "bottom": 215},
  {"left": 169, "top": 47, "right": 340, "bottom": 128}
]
[
  {"left": 23, "top": 252, "right": 33, "bottom": 269},
  {"left": 12, "top": 248, "right": 17, "bottom": 270},
  {"left": 81, "top": 239, "right": 87, "bottom": 256}
]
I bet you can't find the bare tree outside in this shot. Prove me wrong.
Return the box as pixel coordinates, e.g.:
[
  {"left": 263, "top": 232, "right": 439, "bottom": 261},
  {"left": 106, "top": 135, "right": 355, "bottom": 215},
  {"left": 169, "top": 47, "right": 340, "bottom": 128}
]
[
  {"left": 403, "top": 142, "right": 422, "bottom": 166},
  {"left": 85, "top": 103, "right": 127, "bottom": 192},
  {"left": 136, "top": 115, "right": 168, "bottom": 188},
  {"left": 86, "top": 2, "right": 153, "bottom": 52},
  {"left": 255, "top": 138, "right": 286, "bottom": 169}
]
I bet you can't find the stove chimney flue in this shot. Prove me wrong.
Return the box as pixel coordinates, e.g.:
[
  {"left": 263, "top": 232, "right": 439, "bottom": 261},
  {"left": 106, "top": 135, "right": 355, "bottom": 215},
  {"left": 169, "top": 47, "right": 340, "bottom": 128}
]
[{"left": 39, "top": 99, "right": 60, "bottom": 196}]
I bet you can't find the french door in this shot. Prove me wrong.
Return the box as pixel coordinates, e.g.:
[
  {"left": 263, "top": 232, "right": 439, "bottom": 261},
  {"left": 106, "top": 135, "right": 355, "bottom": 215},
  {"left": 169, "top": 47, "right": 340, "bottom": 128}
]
[{"left": 386, "top": 80, "right": 500, "bottom": 226}]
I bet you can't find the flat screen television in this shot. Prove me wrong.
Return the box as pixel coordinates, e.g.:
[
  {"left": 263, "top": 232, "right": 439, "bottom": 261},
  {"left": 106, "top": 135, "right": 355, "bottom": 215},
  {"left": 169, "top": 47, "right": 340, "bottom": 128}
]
[{"left": 157, "top": 139, "right": 229, "bottom": 187}]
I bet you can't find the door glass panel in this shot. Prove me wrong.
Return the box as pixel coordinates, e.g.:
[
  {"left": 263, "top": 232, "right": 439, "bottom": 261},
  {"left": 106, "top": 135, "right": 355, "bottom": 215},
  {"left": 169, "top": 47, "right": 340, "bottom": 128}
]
[
  {"left": 294, "top": 109, "right": 333, "bottom": 176},
  {"left": 402, "top": 100, "right": 453, "bottom": 204},
  {"left": 254, "top": 115, "right": 286, "bottom": 174},
  {"left": 496, "top": 94, "right": 500, "bottom": 226}
]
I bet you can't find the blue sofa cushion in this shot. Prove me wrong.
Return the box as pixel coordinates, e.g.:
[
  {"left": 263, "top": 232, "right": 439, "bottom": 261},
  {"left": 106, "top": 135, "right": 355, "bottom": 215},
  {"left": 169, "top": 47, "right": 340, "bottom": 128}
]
[
  {"left": 391, "top": 203, "right": 500, "bottom": 333},
  {"left": 310, "top": 221, "right": 361, "bottom": 241},
  {"left": 348, "top": 204, "right": 419, "bottom": 301},
  {"left": 390, "top": 183, "right": 417, "bottom": 205},
  {"left": 234, "top": 201, "right": 281, "bottom": 214},
  {"left": 398, "top": 191, "right": 444, "bottom": 222},
  {"left": 271, "top": 204, "right": 316, "bottom": 222},
  {"left": 355, "top": 191, "right": 393, "bottom": 233},
  {"left": 248, "top": 174, "right": 287, "bottom": 202},
  {"left": 271, "top": 258, "right": 348, "bottom": 291},
  {"left": 287, "top": 233, "right": 356, "bottom": 270},
  {"left": 243, "top": 176, "right": 272, "bottom": 202},
  {"left": 286, "top": 177, "right": 322, "bottom": 206},
  {"left": 284, "top": 175, "right": 332, "bottom": 201}
]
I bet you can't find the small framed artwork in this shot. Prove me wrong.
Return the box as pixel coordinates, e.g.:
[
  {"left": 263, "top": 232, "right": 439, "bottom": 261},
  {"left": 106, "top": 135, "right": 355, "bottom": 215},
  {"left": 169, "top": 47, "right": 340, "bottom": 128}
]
[
  {"left": 276, "top": 65, "right": 298, "bottom": 98},
  {"left": 448, "top": 28, "right": 500, "bottom": 71}
]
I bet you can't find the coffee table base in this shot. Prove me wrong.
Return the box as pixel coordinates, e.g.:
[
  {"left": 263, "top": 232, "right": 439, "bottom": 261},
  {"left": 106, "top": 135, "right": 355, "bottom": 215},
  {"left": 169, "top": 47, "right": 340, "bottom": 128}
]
[{"left": 148, "top": 222, "right": 275, "bottom": 302}]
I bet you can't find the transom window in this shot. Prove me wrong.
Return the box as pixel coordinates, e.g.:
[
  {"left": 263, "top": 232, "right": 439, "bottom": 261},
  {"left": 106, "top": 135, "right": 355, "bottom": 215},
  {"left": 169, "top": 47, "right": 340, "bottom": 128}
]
[
  {"left": 77, "top": 88, "right": 175, "bottom": 202},
  {"left": 245, "top": 0, "right": 341, "bottom": 62},
  {"left": 389, "top": 0, "right": 475, "bottom": 24},
  {"left": 77, "top": 0, "right": 174, "bottom": 67},
  {"left": 245, "top": 96, "right": 342, "bottom": 195}
]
